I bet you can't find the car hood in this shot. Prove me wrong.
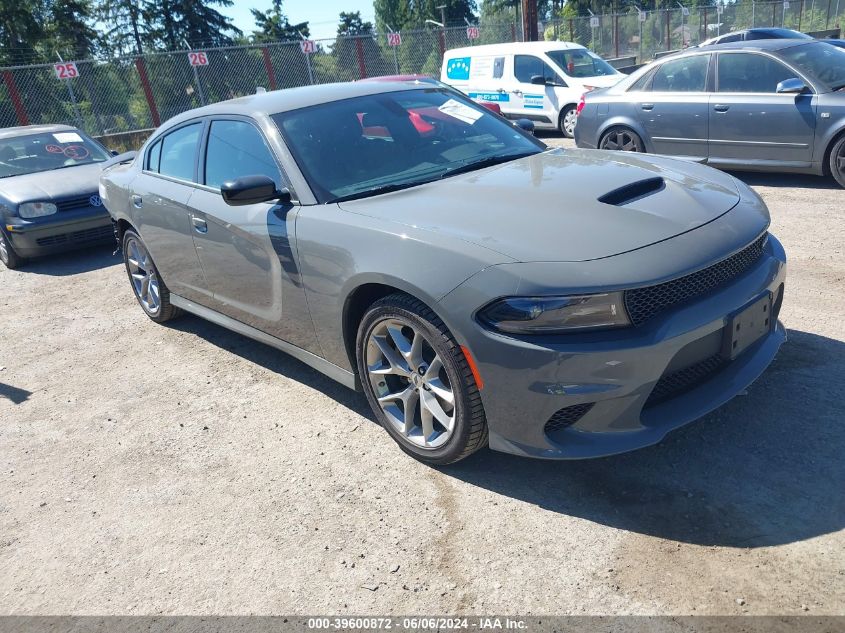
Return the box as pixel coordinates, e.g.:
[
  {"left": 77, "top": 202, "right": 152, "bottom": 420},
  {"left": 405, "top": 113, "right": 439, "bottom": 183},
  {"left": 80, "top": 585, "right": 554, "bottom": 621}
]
[
  {"left": 339, "top": 148, "right": 742, "bottom": 263},
  {"left": 0, "top": 162, "right": 103, "bottom": 205}
]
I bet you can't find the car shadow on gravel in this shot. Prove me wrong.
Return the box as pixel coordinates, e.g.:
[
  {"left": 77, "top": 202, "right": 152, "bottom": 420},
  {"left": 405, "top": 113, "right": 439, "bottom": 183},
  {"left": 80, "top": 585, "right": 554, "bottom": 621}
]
[
  {"left": 15, "top": 245, "right": 120, "bottom": 276},
  {"left": 444, "top": 328, "right": 844, "bottom": 548},
  {"left": 730, "top": 171, "right": 840, "bottom": 190}
]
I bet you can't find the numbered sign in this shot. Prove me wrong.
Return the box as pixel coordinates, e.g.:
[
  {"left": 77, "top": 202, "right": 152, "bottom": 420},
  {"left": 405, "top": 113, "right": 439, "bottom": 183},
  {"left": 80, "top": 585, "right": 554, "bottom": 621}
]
[
  {"left": 466, "top": 26, "right": 480, "bottom": 39},
  {"left": 682, "top": 7, "right": 690, "bottom": 15},
  {"left": 300, "top": 40, "right": 316, "bottom": 54},
  {"left": 188, "top": 51, "right": 209, "bottom": 66},
  {"left": 589, "top": 16, "right": 600, "bottom": 28},
  {"left": 638, "top": 10, "right": 647, "bottom": 21},
  {"left": 387, "top": 32, "right": 402, "bottom": 46},
  {"left": 54, "top": 62, "right": 79, "bottom": 79},
  {"left": 783, "top": 0, "right": 790, "bottom": 8},
  {"left": 716, "top": 4, "right": 724, "bottom": 14}
]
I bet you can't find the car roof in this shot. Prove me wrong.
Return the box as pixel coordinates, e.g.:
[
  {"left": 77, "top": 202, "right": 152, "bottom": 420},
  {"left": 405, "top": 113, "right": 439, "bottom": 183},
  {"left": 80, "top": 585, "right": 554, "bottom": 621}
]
[
  {"left": 445, "top": 41, "right": 585, "bottom": 58},
  {"left": 695, "top": 38, "right": 814, "bottom": 52},
  {"left": 0, "top": 123, "right": 77, "bottom": 140},
  {"left": 161, "top": 81, "right": 432, "bottom": 129}
]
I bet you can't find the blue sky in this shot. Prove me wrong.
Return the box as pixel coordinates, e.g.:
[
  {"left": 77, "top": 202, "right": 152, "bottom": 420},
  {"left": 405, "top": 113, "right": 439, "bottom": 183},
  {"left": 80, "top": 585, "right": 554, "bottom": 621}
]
[{"left": 222, "top": 0, "right": 377, "bottom": 42}]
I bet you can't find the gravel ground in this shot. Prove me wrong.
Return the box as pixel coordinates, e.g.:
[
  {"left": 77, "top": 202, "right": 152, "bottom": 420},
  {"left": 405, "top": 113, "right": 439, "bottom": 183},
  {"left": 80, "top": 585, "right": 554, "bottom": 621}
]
[{"left": 1, "top": 138, "right": 843, "bottom": 616}]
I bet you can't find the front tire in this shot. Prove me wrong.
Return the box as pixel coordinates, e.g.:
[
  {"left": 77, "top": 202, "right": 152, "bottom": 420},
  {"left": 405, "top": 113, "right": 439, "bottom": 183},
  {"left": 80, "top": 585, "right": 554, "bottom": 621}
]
[
  {"left": 0, "top": 230, "right": 23, "bottom": 269},
  {"left": 829, "top": 134, "right": 845, "bottom": 188},
  {"left": 356, "top": 293, "right": 487, "bottom": 465},
  {"left": 559, "top": 105, "right": 577, "bottom": 138},
  {"left": 122, "top": 228, "right": 181, "bottom": 323},
  {"left": 599, "top": 126, "right": 645, "bottom": 152}
]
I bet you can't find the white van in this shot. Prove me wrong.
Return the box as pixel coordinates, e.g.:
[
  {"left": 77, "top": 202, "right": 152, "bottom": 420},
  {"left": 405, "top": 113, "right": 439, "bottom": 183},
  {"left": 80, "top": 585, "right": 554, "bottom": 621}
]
[{"left": 440, "top": 41, "right": 624, "bottom": 137}]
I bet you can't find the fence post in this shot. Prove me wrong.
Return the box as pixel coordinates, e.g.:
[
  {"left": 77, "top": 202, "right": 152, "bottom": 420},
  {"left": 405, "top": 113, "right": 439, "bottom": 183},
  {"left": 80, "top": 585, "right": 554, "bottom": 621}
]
[
  {"left": 826, "top": 0, "right": 832, "bottom": 27},
  {"left": 614, "top": 13, "right": 619, "bottom": 57},
  {"left": 704, "top": 7, "right": 708, "bottom": 39},
  {"left": 666, "top": 6, "right": 671, "bottom": 50},
  {"left": 798, "top": 0, "right": 804, "bottom": 30},
  {"left": 261, "top": 47, "right": 277, "bottom": 90},
  {"left": 2, "top": 70, "right": 29, "bottom": 126},
  {"left": 438, "top": 30, "right": 446, "bottom": 58},
  {"left": 355, "top": 38, "right": 367, "bottom": 79},
  {"left": 772, "top": 2, "right": 777, "bottom": 26},
  {"left": 569, "top": 18, "right": 574, "bottom": 41},
  {"left": 135, "top": 57, "right": 160, "bottom": 127},
  {"left": 511, "top": 23, "right": 517, "bottom": 42}
]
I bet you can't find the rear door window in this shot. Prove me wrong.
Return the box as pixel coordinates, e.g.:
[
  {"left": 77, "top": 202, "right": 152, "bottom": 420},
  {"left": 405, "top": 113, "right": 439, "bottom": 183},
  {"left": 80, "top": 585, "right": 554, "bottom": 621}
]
[
  {"left": 651, "top": 55, "right": 710, "bottom": 92},
  {"left": 158, "top": 122, "right": 202, "bottom": 182}
]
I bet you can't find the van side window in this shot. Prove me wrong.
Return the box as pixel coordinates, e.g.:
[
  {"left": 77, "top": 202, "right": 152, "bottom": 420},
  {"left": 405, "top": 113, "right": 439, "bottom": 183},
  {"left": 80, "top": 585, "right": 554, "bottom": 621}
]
[
  {"left": 514, "top": 55, "right": 563, "bottom": 85},
  {"left": 493, "top": 57, "right": 505, "bottom": 79}
]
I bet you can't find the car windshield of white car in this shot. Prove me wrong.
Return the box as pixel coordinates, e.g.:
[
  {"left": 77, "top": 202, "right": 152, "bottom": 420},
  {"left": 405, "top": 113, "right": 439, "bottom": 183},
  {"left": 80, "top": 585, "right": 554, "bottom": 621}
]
[
  {"left": 273, "top": 88, "right": 543, "bottom": 203},
  {"left": 547, "top": 49, "right": 617, "bottom": 78},
  {"left": 0, "top": 130, "right": 110, "bottom": 179},
  {"left": 779, "top": 42, "right": 845, "bottom": 92}
]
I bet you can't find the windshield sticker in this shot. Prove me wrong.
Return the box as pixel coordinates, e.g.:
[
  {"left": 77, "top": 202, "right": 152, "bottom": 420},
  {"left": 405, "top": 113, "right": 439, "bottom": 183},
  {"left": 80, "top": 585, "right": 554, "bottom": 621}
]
[
  {"left": 53, "top": 132, "right": 83, "bottom": 144},
  {"left": 437, "top": 99, "right": 484, "bottom": 124},
  {"left": 45, "top": 144, "right": 64, "bottom": 153},
  {"left": 445, "top": 57, "right": 471, "bottom": 80},
  {"left": 469, "top": 92, "right": 509, "bottom": 102},
  {"left": 63, "top": 145, "right": 90, "bottom": 160}
]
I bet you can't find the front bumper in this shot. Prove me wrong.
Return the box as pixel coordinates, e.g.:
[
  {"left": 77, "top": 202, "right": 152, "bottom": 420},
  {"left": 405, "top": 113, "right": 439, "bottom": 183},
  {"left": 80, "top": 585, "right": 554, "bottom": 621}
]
[
  {"left": 5, "top": 208, "right": 113, "bottom": 258},
  {"left": 442, "top": 235, "right": 787, "bottom": 459}
]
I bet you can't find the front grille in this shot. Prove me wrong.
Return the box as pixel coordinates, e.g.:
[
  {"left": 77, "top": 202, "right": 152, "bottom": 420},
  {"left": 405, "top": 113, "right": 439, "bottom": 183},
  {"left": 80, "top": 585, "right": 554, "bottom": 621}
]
[
  {"left": 56, "top": 194, "right": 96, "bottom": 212},
  {"left": 36, "top": 224, "right": 113, "bottom": 247},
  {"left": 624, "top": 234, "right": 768, "bottom": 326},
  {"left": 544, "top": 402, "right": 594, "bottom": 434},
  {"left": 645, "top": 355, "right": 726, "bottom": 407}
]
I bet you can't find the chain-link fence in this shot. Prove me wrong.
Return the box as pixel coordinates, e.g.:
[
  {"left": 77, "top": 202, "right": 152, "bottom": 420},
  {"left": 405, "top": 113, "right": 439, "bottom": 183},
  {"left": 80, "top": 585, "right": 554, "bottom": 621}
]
[{"left": 1, "top": 2, "right": 842, "bottom": 139}]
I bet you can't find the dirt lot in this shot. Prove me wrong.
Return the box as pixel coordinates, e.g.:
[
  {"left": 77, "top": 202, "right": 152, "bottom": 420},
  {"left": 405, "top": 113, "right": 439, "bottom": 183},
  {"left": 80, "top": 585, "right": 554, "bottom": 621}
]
[{"left": 1, "top": 138, "right": 843, "bottom": 616}]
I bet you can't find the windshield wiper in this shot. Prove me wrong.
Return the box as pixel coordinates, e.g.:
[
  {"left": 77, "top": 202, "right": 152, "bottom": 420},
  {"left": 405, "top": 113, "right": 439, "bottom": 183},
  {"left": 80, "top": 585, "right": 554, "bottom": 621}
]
[
  {"left": 439, "top": 151, "right": 539, "bottom": 179},
  {"left": 328, "top": 179, "right": 434, "bottom": 203}
]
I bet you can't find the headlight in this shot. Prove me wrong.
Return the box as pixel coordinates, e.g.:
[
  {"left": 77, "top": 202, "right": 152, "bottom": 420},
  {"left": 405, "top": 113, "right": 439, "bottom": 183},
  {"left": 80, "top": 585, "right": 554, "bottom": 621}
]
[
  {"left": 477, "top": 293, "right": 631, "bottom": 334},
  {"left": 18, "top": 202, "right": 57, "bottom": 218}
]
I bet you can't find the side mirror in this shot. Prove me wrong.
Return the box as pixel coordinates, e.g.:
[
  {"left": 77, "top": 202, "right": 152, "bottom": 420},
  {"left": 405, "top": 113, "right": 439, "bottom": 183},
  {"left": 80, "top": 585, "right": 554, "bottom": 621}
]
[
  {"left": 514, "top": 118, "right": 535, "bottom": 134},
  {"left": 221, "top": 175, "right": 290, "bottom": 206},
  {"left": 530, "top": 74, "right": 546, "bottom": 85},
  {"left": 110, "top": 149, "right": 119, "bottom": 156},
  {"left": 776, "top": 78, "right": 808, "bottom": 94}
]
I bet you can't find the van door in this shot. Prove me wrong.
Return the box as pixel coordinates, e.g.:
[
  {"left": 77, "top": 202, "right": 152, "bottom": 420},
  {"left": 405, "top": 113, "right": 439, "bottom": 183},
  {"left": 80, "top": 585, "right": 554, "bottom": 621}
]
[
  {"left": 464, "top": 55, "right": 511, "bottom": 111},
  {"left": 505, "top": 54, "right": 566, "bottom": 128}
]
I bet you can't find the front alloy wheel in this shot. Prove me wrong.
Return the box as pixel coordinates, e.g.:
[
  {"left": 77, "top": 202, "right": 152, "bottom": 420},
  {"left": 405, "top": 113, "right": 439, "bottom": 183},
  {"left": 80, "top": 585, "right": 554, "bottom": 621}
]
[
  {"left": 357, "top": 293, "right": 487, "bottom": 465},
  {"left": 830, "top": 134, "right": 845, "bottom": 188},
  {"left": 0, "top": 231, "right": 23, "bottom": 269}
]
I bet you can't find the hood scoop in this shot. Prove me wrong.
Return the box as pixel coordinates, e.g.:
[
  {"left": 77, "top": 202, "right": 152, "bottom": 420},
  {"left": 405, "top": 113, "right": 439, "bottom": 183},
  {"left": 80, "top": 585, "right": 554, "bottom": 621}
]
[{"left": 598, "top": 177, "right": 665, "bottom": 206}]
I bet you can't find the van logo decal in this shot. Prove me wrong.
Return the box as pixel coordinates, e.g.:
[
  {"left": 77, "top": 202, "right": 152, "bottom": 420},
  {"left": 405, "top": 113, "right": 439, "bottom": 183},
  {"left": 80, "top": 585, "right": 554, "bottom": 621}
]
[{"left": 446, "top": 57, "right": 471, "bottom": 80}]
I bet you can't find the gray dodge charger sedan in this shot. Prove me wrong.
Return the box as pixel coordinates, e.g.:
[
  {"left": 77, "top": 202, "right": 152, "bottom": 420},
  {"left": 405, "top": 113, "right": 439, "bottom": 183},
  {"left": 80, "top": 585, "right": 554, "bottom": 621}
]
[
  {"left": 0, "top": 124, "right": 115, "bottom": 268},
  {"left": 100, "top": 82, "right": 786, "bottom": 464},
  {"left": 574, "top": 40, "right": 845, "bottom": 187}
]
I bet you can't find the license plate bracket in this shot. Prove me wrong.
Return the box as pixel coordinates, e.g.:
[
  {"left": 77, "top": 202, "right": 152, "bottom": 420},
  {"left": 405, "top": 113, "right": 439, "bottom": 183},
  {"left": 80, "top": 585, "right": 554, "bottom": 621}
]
[{"left": 722, "top": 294, "right": 773, "bottom": 361}]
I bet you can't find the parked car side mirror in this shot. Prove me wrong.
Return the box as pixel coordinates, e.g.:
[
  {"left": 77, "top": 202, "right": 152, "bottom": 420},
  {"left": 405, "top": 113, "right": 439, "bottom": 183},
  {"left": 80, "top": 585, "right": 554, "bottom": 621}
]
[
  {"left": 221, "top": 175, "right": 291, "bottom": 206},
  {"left": 530, "top": 75, "right": 546, "bottom": 85},
  {"left": 776, "top": 78, "right": 808, "bottom": 94},
  {"left": 514, "top": 118, "right": 535, "bottom": 134},
  {"left": 110, "top": 149, "right": 119, "bottom": 156}
]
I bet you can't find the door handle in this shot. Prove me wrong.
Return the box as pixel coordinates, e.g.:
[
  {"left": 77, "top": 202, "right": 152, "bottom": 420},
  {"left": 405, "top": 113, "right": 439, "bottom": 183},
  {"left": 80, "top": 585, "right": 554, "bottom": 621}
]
[
  {"left": 510, "top": 89, "right": 523, "bottom": 95},
  {"left": 713, "top": 104, "right": 730, "bottom": 112},
  {"left": 641, "top": 103, "right": 654, "bottom": 111},
  {"left": 191, "top": 216, "right": 208, "bottom": 234},
  {"left": 131, "top": 194, "right": 142, "bottom": 208}
]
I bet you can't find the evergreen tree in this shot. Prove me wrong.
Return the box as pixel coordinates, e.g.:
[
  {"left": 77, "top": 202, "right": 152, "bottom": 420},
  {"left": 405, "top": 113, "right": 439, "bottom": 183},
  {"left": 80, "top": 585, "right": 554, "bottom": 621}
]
[
  {"left": 251, "top": 0, "right": 310, "bottom": 42},
  {"left": 47, "top": 0, "right": 99, "bottom": 59},
  {"left": 0, "top": 0, "right": 47, "bottom": 64},
  {"left": 96, "top": 0, "right": 157, "bottom": 56}
]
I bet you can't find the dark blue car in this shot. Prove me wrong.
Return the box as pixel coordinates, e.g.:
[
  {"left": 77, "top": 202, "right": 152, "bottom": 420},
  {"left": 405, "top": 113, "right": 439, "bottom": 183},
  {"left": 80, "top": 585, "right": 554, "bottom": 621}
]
[{"left": 0, "top": 124, "right": 114, "bottom": 269}]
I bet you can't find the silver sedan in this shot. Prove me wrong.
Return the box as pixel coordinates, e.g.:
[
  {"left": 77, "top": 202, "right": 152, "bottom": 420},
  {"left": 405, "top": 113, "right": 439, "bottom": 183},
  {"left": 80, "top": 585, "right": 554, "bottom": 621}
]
[{"left": 574, "top": 40, "right": 845, "bottom": 187}]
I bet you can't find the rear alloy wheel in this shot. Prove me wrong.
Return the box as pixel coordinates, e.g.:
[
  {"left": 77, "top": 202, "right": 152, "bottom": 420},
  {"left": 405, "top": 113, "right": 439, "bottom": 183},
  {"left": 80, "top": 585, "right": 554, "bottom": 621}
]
[
  {"left": 0, "top": 231, "right": 23, "bottom": 269},
  {"left": 122, "top": 228, "right": 181, "bottom": 323},
  {"left": 357, "top": 293, "right": 487, "bottom": 465},
  {"left": 600, "top": 126, "right": 645, "bottom": 153},
  {"left": 829, "top": 134, "right": 845, "bottom": 188},
  {"left": 559, "top": 105, "right": 578, "bottom": 138}
]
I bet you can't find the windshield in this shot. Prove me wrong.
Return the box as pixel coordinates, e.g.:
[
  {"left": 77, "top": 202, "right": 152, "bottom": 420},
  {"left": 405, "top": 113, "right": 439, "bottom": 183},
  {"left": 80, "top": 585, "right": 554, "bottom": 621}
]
[
  {"left": 779, "top": 42, "right": 845, "bottom": 91},
  {"left": 547, "top": 49, "right": 618, "bottom": 78},
  {"left": 273, "top": 89, "right": 543, "bottom": 203},
  {"left": 0, "top": 130, "right": 110, "bottom": 179}
]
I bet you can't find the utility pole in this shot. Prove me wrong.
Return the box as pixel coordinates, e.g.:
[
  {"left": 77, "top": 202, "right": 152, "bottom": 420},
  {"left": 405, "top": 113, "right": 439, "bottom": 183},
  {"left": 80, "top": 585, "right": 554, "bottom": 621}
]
[
  {"left": 522, "top": 0, "right": 539, "bottom": 41},
  {"left": 436, "top": 4, "right": 447, "bottom": 27}
]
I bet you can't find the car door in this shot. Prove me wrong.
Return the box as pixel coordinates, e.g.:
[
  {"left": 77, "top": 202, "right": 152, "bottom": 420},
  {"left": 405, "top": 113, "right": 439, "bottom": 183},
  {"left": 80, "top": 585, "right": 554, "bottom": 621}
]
[
  {"left": 505, "top": 54, "right": 565, "bottom": 127},
  {"left": 634, "top": 53, "right": 711, "bottom": 160},
  {"left": 186, "top": 117, "right": 320, "bottom": 354},
  {"left": 709, "top": 51, "right": 817, "bottom": 166},
  {"left": 131, "top": 121, "right": 210, "bottom": 304}
]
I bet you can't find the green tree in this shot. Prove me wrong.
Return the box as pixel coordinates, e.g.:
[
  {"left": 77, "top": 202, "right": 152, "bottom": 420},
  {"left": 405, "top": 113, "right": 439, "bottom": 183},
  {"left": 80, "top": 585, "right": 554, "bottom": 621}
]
[
  {"left": 96, "top": 0, "right": 157, "bottom": 56},
  {"left": 338, "top": 10, "right": 374, "bottom": 36},
  {"left": 46, "top": 0, "right": 99, "bottom": 59},
  {"left": 0, "top": 0, "right": 47, "bottom": 64},
  {"left": 251, "top": 0, "right": 310, "bottom": 42}
]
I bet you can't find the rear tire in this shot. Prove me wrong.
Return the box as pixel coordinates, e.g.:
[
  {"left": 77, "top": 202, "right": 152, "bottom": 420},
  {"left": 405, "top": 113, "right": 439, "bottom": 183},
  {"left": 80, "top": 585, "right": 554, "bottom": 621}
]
[
  {"left": 0, "top": 231, "right": 23, "bottom": 270},
  {"left": 559, "top": 105, "right": 577, "bottom": 138},
  {"left": 599, "top": 126, "right": 645, "bottom": 153},
  {"left": 829, "top": 134, "right": 845, "bottom": 189},
  {"left": 122, "top": 228, "right": 181, "bottom": 323},
  {"left": 356, "top": 293, "right": 487, "bottom": 465}
]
